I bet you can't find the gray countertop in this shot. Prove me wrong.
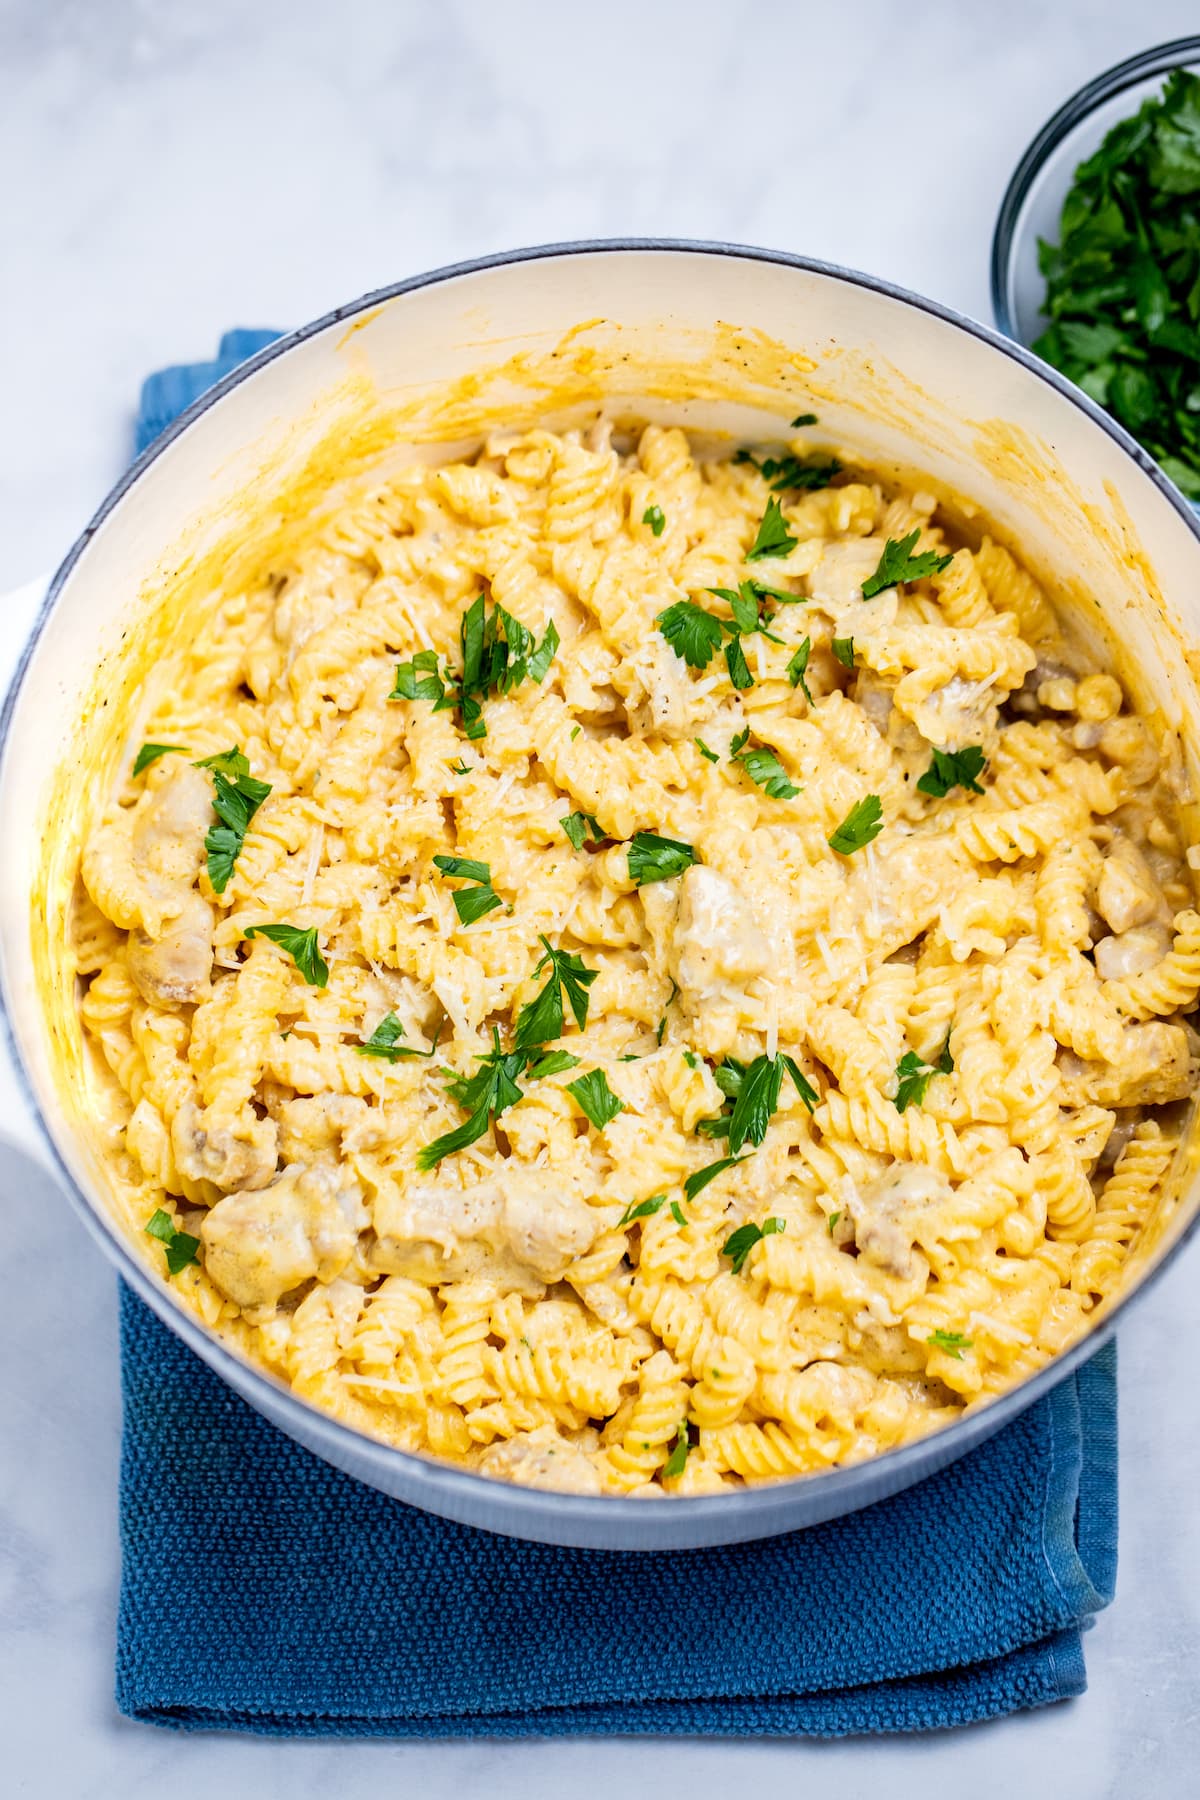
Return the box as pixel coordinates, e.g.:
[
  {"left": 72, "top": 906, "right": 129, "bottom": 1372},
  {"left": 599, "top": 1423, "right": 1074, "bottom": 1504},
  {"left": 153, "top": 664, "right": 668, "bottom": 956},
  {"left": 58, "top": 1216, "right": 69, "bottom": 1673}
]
[{"left": 3, "top": 2, "right": 1200, "bottom": 1793}]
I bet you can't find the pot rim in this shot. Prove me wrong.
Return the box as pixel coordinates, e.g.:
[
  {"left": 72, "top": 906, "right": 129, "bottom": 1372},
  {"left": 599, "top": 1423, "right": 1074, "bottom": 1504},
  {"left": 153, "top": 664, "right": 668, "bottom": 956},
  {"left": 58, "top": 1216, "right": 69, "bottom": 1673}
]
[{"left": 4, "top": 236, "right": 1199, "bottom": 1543}]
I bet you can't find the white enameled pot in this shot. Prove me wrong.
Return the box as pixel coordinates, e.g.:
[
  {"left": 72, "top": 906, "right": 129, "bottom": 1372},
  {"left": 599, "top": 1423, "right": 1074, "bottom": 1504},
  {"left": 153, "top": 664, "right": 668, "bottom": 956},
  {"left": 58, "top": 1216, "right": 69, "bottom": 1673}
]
[{"left": 4, "top": 242, "right": 1200, "bottom": 1550}]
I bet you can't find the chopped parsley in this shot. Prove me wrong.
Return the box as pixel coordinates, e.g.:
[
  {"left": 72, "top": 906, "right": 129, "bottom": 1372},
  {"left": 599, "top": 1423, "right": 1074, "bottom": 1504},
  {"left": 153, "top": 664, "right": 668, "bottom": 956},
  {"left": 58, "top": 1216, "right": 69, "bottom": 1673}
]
[
  {"left": 619, "top": 1192, "right": 668, "bottom": 1226},
  {"left": 244, "top": 923, "right": 329, "bottom": 987},
  {"left": 791, "top": 412, "right": 818, "bottom": 427},
  {"left": 656, "top": 977, "right": 679, "bottom": 1045},
  {"left": 659, "top": 580, "right": 797, "bottom": 689},
  {"left": 525, "top": 1049, "right": 581, "bottom": 1079},
  {"left": 746, "top": 496, "right": 797, "bottom": 562},
  {"left": 786, "top": 637, "right": 813, "bottom": 702},
  {"left": 861, "top": 529, "right": 954, "bottom": 599},
  {"left": 754, "top": 453, "right": 841, "bottom": 492},
  {"left": 513, "top": 937, "right": 599, "bottom": 1051},
  {"left": 828, "top": 794, "right": 883, "bottom": 854},
  {"left": 722, "top": 1216, "right": 785, "bottom": 1275},
  {"left": 627, "top": 831, "right": 697, "bottom": 886},
  {"left": 684, "top": 1154, "right": 749, "bottom": 1202},
  {"left": 432, "top": 853, "right": 503, "bottom": 925},
  {"left": 133, "top": 742, "right": 185, "bottom": 777},
  {"left": 194, "top": 748, "right": 272, "bottom": 894},
  {"left": 917, "top": 745, "right": 987, "bottom": 799},
  {"left": 656, "top": 600, "right": 726, "bottom": 670},
  {"left": 724, "top": 634, "right": 753, "bottom": 690},
  {"left": 355, "top": 1012, "right": 442, "bottom": 1061},
  {"left": 694, "top": 737, "right": 720, "bottom": 764},
  {"left": 449, "top": 760, "right": 472, "bottom": 776},
  {"left": 144, "top": 1207, "right": 201, "bottom": 1276},
  {"left": 700, "top": 1052, "right": 816, "bottom": 1152},
  {"left": 927, "top": 1328, "right": 973, "bottom": 1360},
  {"left": 390, "top": 593, "right": 558, "bottom": 741},
  {"left": 663, "top": 1421, "right": 691, "bottom": 1479},
  {"left": 670, "top": 1200, "right": 687, "bottom": 1226},
  {"left": 827, "top": 1211, "right": 841, "bottom": 1234},
  {"left": 418, "top": 1029, "right": 526, "bottom": 1169},
  {"left": 1034, "top": 69, "right": 1200, "bottom": 499},
  {"left": 566, "top": 1068, "right": 625, "bottom": 1129},
  {"left": 893, "top": 1035, "right": 954, "bottom": 1112},
  {"left": 643, "top": 504, "right": 666, "bottom": 536},
  {"left": 732, "top": 738, "right": 800, "bottom": 801},
  {"left": 832, "top": 636, "right": 856, "bottom": 668},
  {"left": 560, "top": 810, "right": 605, "bottom": 850}
]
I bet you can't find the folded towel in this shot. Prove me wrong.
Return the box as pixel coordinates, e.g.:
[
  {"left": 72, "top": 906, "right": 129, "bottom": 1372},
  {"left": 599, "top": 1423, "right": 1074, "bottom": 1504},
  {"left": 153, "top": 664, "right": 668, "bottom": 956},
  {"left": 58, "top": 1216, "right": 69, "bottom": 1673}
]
[{"left": 116, "top": 335, "right": 1118, "bottom": 1736}]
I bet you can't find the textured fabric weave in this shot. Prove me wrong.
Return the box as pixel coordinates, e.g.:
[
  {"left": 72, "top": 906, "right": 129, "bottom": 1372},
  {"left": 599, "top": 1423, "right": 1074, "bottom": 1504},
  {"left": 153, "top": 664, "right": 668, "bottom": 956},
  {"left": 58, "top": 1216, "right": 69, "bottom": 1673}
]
[{"left": 115, "top": 336, "right": 1119, "bottom": 1736}]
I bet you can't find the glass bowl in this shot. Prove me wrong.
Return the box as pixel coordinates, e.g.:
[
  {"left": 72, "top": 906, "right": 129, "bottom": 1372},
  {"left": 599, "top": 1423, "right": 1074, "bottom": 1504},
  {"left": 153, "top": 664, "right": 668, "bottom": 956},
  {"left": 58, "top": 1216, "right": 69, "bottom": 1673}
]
[{"left": 991, "top": 37, "right": 1200, "bottom": 349}]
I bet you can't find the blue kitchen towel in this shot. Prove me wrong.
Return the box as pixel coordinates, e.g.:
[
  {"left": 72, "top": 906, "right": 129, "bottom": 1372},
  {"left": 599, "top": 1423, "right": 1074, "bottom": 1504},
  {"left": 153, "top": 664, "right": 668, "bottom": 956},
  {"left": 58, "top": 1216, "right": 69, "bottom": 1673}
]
[{"left": 115, "top": 336, "right": 1119, "bottom": 1736}]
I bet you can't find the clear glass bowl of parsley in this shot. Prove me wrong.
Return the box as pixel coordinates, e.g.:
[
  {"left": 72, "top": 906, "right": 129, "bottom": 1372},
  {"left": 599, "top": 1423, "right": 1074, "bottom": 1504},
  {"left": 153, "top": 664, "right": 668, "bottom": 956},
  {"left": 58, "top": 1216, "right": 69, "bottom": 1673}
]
[{"left": 992, "top": 38, "right": 1200, "bottom": 502}]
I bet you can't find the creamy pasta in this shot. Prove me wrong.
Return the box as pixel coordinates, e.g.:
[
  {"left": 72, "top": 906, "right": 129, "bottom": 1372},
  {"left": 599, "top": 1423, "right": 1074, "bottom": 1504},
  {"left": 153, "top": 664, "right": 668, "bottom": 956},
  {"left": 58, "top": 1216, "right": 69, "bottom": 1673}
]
[{"left": 73, "top": 420, "right": 1199, "bottom": 1496}]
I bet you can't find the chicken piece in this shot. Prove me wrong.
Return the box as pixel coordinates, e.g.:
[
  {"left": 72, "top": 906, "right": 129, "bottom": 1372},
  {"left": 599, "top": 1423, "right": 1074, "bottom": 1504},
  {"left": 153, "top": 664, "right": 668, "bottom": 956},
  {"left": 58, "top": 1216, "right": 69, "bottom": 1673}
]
[
  {"left": 171, "top": 1099, "right": 278, "bottom": 1193},
  {"left": 478, "top": 1426, "right": 603, "bottom": 1495},
  {"left": 848, "top": 1164, "right": 952, "bottom": 1280},
  {"left": 669, "top": 865, "right": 770, "bottom": 999},
  {"left": 132, "top": 761, "right": 213, "bottom": 890},
  {"left": 371, "top": 1169, "right": 600, "bottom": 1291},
  {"left": 200, "top": 1163, "right": 364, "bottom": 1313},
  {"left": 621, "top": 636, "right": 700, "bottom": 740},
  {"left": 1092, "top": 920, "right": 1173, "bottom": 981},
  {"left": 1096, "top": 839, "right": 1167, "bottom": 935},
  {"left": 275, "top": 1092, "right": 383, "bottom": 1162},
  {"left": 904, "top": 674, "right": 996, "bottom": 754},
  {"left": 127, "top": 890, "right": 215, "bottom": 1006},
  {"left": 1058, "top": 1021, "right": 1200, "bottom": 1109}
]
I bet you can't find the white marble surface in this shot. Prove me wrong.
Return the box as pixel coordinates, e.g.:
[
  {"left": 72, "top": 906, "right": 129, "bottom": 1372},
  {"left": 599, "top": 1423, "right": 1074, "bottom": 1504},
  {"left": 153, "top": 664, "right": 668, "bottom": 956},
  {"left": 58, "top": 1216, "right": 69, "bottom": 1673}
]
[{"left": 4, "top": 0, "right": 1200, "bottom": 1792}]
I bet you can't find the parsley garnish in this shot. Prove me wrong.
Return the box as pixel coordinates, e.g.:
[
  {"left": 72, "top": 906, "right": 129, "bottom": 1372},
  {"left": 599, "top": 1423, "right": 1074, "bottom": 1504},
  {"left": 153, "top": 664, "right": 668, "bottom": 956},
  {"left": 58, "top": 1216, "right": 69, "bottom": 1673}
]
[
  {"left": 391, "top": 594, "right": 558, "bottom": 741},
  {"left": 828, "top": 794, "right": 883, "bottom": 854},
  {"left": 418, "top": 1029, "right": 526, "bottom": 1169},
  {"left": 832, "top": 636, "right": 856, "bottom": 668},
  {"left": 746, "top": 496, "right": 797, "bottom": 561},
  {"left": 449, "top": 759, "right": 472, "bottom": 776},
  {"left": 684, "top": 1154, "right": 749, "bottom": 1201},
  {"left": 722, "top": 1216, "right": 785, "bottom": 1274},
  {"left": 786, "top": 637, "right": 813, "bottom": 702},
  {"left": 732, "top": 739, "right": 799, "bottom": 801},
  {"left": 133, "top": 743, "right": 185, "bottom": 776},
  {"left": 433, "top": 853, "right": 503, "bottom": 925},
  {"left": 700, "top": 1052, "right": 816, "bottom": 1151},
  {"left": 389, "top": 648, "right": 451, "bottom": 706},
  {"left": 356, "top": 1012, "right": 442, "bottom": 1061},
  {"left": 560, "top": 810, "right": 605, "bottom": 850},
  {"left": 513, "top": 937, "right": 599, "bottom": 1051},
  {"left": 566, "top": 1068, "right": 624, "bottom": 1129},
  {"left": 663, "top": 1421, "right": 691, "bottom": 1479},
  {"left": 644, "top": 504, "right": 666, "bottom": 536},
  {"left": 144, "top": 1207, "right": 201, "bottom": 1276},
  {"left": 893, "top": 1035, "right": 954, "bottom": 1113},
  {"left": 1035, "top": 70, "right": 1200, "bottom": 499},
  {"left": 194, "top": 748, "right": 272, "bottom": 894},
  {"left": 525, "top": 1049, "right": 581, "bottom": 1079},
  {"left": 760, "top": 454, "right": 840, "bottom": 492},
  {"left": 694, "top": 737, "right": 720, "bottom": 763},
  {"left": 827, "top": 1211, "right": 840, "bottom": 1234},
  {"left": 627, "top": 831, "right": 697, "bottom": 886},
  {"left": 790, "top": 412, "right": 818, "bottom": 427},
  {"left": 724, "top": 635, "right": 752, "bottom": 689},
  {"left": 861, "top": 530, "right": 954, "bottom": 599},
  {"left": 917, "top": 746, "right": 987, "bottom": 798},
  {"left": 670, "top": 1201, "right": 687, "bottom": 1225},
  {"left": 656, "top": 977, "right": 679, "bottom": 1045},
  {"left": 619, "top": 1193, "right": 668, "bottom": 1226},
  {"left": 244, "top": 923, "right": 329, "bottom": 987},
  {"left": 656, "top": 600, "right": 725, "bottom": 670},
  {"left": 927, "top": 1328, "right": 973, "bottom": 1359}
]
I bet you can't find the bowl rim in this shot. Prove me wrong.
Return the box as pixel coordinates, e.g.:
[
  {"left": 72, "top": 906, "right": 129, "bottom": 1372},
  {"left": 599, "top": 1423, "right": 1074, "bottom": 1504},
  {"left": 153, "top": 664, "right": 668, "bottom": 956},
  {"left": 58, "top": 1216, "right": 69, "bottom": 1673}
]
[
  {"left": 6, "top": 235, "right": 1200, "bottom": 1542},
  {"left": 990, "top": 35, "right": 1200, "bottom": 341}
]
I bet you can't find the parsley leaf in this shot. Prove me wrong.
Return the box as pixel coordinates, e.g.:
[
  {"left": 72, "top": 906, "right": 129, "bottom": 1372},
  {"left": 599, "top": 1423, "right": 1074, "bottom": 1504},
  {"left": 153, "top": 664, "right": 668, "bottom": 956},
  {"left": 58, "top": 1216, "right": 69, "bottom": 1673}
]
[
  {"left": 433, "top": 852, "right": 503, "bottom": 925},
  {"left": 133, "top": 743, "right": 185, "bottom": 776},
  {"left": 390, "top": 648, "right": 450, "bottom": 705},
  {"left": 893, "top": 1034, "right": 954, "bottom": 1112},
  {"left": 355, "top": 1011, "right": 442, "bottom": 1061},
  {"left": 724, "top": 635, "right": 753, "bottom": 689},
  {"left": 684, "top": 1154, "right": 749, "bottom": 1202},
  {"left": 643, "top": 504, "right": 666, "bottom": 536},
  {"left": 560, "top": 811, "right": 605, "bottom": 850},
  {"left": 619, "top": 1193, "right": 668, "bottom": 1226},
  {"left": 703, "top": 1051, "right": 814, "bottom": 1154},
  {"left": 694, "top": 737, "right": 720, "bottom": 764},
  {"left": 786, "top": 637, "right": 813, "bottom": 701},
  {"left": 525, "top": 1049, "right": 581, "bottom": 1079},
  {"left": 513, "top": 936, "right": 599, "bottom": 1050},
  {"left": 418, "top": 1029, "right": 527, "bottom": 1170},
  {"left": 722, "top": 1216, "right": 785, "bottom": 1274},
  {"left": 827, "top": 1210, "right": 840, "bottom": 1234},
  {"left": 663, "top": 1421, "right": 691, "bottom": 1480},
  {"left": 144, "top": 1207, "right": 200, "bottom": 1276},
  {"left": 927, "top": 1328, "right": 973, "bottom": 1359},
  {"left": 861, "top": 529, "right": 954, "bottom": 598},
  {"left": 566, "top": 1068, "right": 624, "bottom": 1129},
  {"left": 656, "top": 600, "right": 725, "bottom": 670},
  {"left": 392, "top": 596, "right": 558, "bottom": 741},
  {"left": 779, "top": 1053, "right": 819, "bottom": 1112},
  {"left": 656, "top": 977, "right": 679, "bottom": 1045},
  {"left": 828, "top": 794, "right": 883, "bottom": 854},
  {"left": 759, "top": 454, "right": 840, "bottom": 492},
  {"left": 244, "top": 923, "right": 329, "bottom": 987},
  {"left": 916, "top": 745, "right": 987, "bottom": 798},
  {"left": 449, "top": 760, "right": 472, "bottom": 776},
  {"left": 194, "top": 748, "right": 272, "bottom": 894},
  {"left": 832, "top": 636, "right": 855, "bottom": 668},
  {"left": 746, "top": 496, "right": 797, "bottom": 561},
  {"left": 791, "top": 412, "right": 818, "bottom": 427},
  {"left": 732, "top": 739, "right": 800, "bottom": 801},
  {"left": 627, "top": 831, "right": 698, "bottom": 886}
]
